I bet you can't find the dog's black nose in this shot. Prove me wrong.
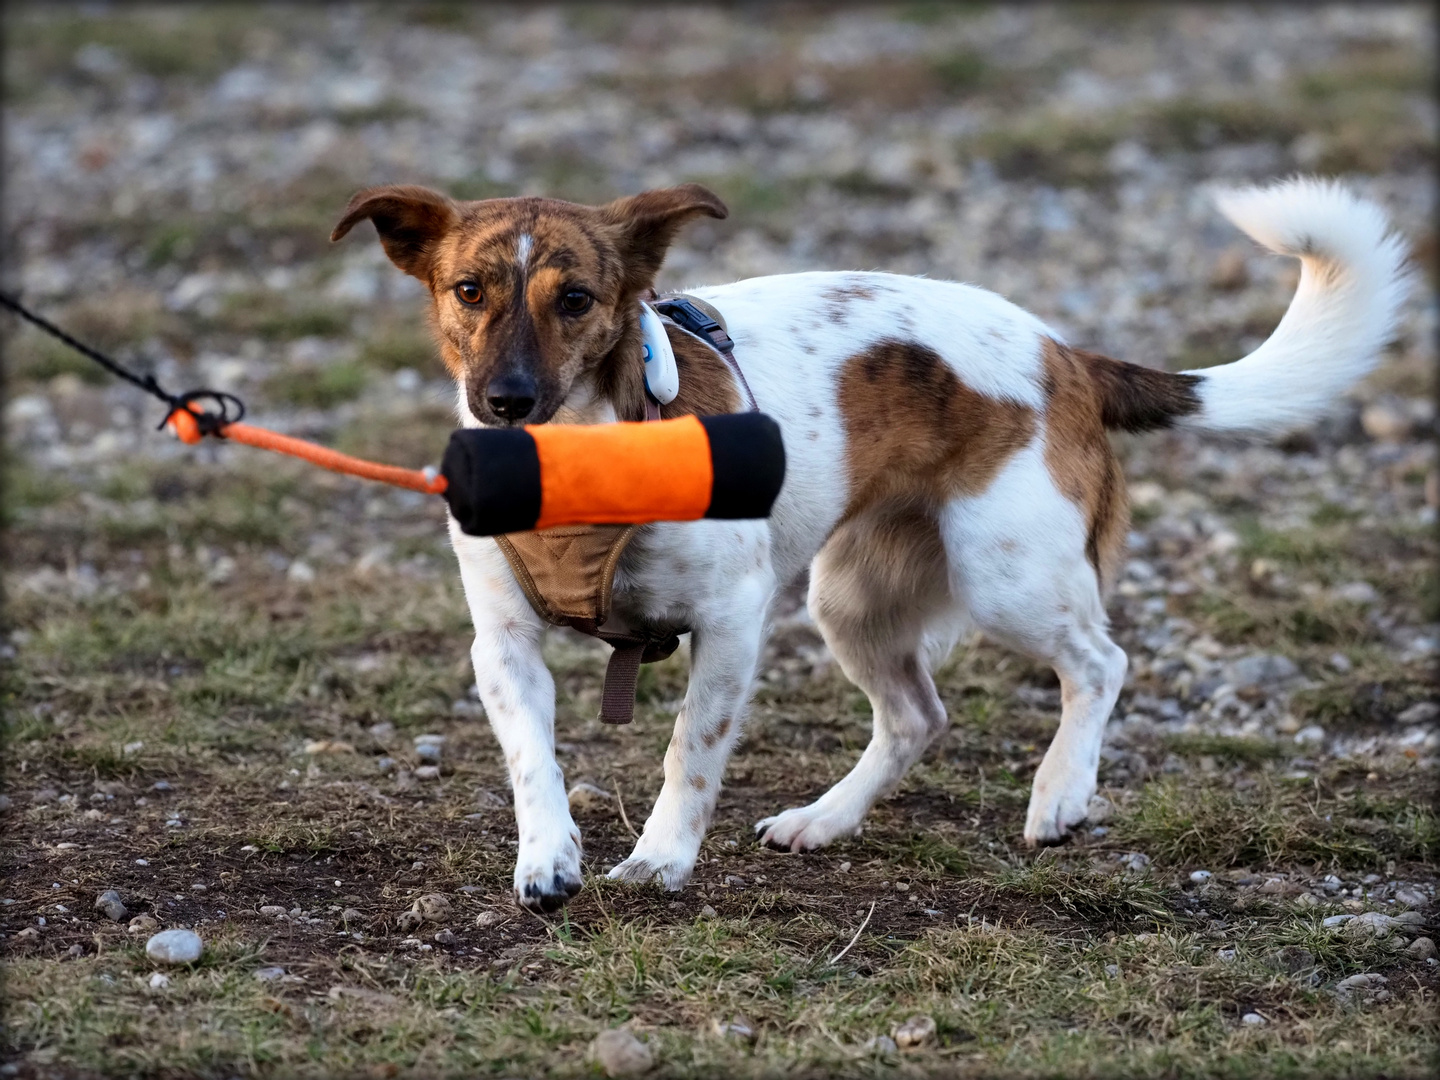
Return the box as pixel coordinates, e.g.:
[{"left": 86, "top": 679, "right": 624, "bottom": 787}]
[{"left": 487, "top": 374, "right": 536, "bottom": 422}]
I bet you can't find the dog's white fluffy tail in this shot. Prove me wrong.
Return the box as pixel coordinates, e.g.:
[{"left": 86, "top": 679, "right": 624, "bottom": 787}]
[{"left": 1177, "top": 177, "right": 1411, "bottom": 436}]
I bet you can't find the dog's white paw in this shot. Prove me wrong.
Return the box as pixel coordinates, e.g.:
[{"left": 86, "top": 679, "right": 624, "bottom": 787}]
[
  {"left": 513, "top": 830, "right": 583, "bottom": 912},
  {"left": 755, "top": 802, "right": 860, "bottom": 853},
  {"left": 1023, "top": 762, "right": 1097, "bottom": 846},
  {"left": 607, "top": 843, "right": 697, "bottom": 891}
]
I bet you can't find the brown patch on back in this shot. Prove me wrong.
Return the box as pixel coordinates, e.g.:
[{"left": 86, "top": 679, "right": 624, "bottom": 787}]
[
  {"left": 836, "top": 339, "right": 1035, "bottom": 515},
  {"left": 1039, "top": 339, "right": 1130, "bottom": 585}
]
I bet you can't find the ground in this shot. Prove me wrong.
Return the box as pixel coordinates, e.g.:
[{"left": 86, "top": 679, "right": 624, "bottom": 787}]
[{"left": 2, "top": 4, "right": 1437, "bottom": 1078}]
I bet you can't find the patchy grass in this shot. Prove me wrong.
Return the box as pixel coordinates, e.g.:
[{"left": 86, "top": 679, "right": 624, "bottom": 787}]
[{"left": 1112, "top": 776, "right": 1438, "bottom": 871}]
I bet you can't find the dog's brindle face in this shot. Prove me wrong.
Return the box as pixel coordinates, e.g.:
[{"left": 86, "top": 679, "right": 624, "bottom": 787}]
[{"left": 330, "top": 183, "right": 727, "bottom": 426}]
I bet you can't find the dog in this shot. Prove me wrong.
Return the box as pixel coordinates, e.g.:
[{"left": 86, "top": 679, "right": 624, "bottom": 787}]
[{"left": 330, "top": 177, "right": 1407, "bottom": 910}]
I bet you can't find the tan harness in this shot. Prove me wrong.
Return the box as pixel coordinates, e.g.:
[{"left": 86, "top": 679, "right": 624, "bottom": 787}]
[{"left": 491, "top": 294, "right": 755, "bottom": 725}]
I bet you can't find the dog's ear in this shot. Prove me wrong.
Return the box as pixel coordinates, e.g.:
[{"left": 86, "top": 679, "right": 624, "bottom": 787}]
[
  {"left": 330, "top": 185, "right": 458, "bottom": 282},
  {"left": 598, "top": 184, "right": 728, "bottom": 294}
]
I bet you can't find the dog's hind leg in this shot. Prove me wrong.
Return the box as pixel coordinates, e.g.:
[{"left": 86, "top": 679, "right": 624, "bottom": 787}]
[
  {"left": 938, "top": 444, "right": 1128, "bottom": 845},
  {"left": 756, "top": 501, "right": 960, "bottom": 852}
]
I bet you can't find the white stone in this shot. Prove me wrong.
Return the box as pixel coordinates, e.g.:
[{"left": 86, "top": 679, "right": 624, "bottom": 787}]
[
  {"left": 567, "top": 781, "right": 614, "bottom": 811},
  {"left": 893, "top": 1014, "right": 937, "bottom": 1049},
  {"left": 148, "top": 972, "right": 171, "bottom": 990},
  {"left": 1189, "top": 870, "right": 1213, "bottom": 884},
  {"left": 94, "top": 890, "right": 127, "bottom": 922},
  {"left": 145, "top": 929, "right": 202, "bottom": 965},
  {"left": 590, "top": 1028, "right": 653, "bottom": 1076}
]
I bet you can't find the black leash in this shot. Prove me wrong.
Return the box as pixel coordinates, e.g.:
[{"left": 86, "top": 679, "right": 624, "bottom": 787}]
[{"left": 0, "top": 290, "right": 245, "bottom": 433}]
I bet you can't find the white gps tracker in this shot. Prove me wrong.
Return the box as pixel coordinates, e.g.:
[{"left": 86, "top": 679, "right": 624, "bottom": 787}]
[{"left": 638, "top": 301, "right": 679, "bottom": 405}]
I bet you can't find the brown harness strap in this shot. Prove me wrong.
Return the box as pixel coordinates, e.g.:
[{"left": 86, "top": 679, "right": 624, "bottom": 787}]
[{"left": 492, "top": 293, "right": 752, "bottom": 726}]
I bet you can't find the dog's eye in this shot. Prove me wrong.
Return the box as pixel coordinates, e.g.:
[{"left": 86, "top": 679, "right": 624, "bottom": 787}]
[
  {"left": 455, "top": 281, "right": 483, "bottom": 306},
  {"left": 559, "top": 289, "right": 592, "bottom": 315}
]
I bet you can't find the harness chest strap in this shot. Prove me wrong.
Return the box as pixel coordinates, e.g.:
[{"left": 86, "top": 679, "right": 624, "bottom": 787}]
[{"left": 491, "top": 293, "right": 751, "bottom": 725}]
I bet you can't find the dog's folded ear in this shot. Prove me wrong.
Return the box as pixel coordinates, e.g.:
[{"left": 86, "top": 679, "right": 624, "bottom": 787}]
[
  {"left": 598, "top": 184, "right": 728, "bottom": 294},
  {"left": 330, "top": 185, "right": 458, "bottom": 282}
]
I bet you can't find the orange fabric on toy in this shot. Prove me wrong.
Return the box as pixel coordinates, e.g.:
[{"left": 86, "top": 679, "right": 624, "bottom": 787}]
[{"left": 530, "top": 415, "right": 714, "bottom": 529}]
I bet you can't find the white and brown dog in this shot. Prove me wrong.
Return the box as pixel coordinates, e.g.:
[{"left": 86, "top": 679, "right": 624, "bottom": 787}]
[{"left": 331, "top": 178, "right": 1408, "bottom": 910}]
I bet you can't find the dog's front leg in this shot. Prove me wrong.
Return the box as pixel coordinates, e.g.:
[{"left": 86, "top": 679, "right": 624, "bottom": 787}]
[
  {"left": 451, "top": 530, "right": 582, "bottom": 912},
  {"left": 608, "top": 569, "right": 772, "bottom": 891}
]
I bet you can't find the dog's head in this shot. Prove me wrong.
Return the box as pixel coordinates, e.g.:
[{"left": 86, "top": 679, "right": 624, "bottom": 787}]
[{"left": 330, "top": 184, "right": 727, "bottom": 426}]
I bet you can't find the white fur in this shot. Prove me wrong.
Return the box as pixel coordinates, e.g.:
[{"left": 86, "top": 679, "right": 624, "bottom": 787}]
[
  {"left": 446, "top": 180, "right": 1407, "bottom": 908},
  {"left": 1181, "top": 178, "right": 1411, "bottom": 435},
  {"left": 516, "top": 232, "right": 533, "bottom": 268}
]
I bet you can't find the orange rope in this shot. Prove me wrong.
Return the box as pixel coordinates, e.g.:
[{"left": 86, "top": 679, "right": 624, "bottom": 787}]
[{"left": 165, "top": 409, "right": 447, "bottom": 495}]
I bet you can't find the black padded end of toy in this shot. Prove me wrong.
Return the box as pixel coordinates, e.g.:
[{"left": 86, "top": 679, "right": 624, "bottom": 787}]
[
  {"left": 700, "top": 413, "right": 786, "bottom": 520},
  {"left": 440, "top": 428, "right": 542, "bottom": 536}
]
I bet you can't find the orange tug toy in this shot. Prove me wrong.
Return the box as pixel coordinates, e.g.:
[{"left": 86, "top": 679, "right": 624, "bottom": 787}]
[
  {"left": 1, "top": 289, "right": 783, "bottom": 536},
  {"left": 166, "top": 407, "right": 786, "bottom": 536}
]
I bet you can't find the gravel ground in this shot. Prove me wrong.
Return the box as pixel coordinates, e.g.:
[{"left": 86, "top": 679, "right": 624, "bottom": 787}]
[{"left": 2, "top": 5, "right": 1436, "bottom": 1078}]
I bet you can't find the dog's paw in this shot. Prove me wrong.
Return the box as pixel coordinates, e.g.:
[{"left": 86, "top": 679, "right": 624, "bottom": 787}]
[
  {"left": 1022, "top": 764, "right": 1097, "bottom": 847},
  {"left": 754, "top": 803, "right": 859, "bottom": 853},
  {"left": 513, "top": 832, "right": 583, "bottom": 912},
  {"left": 606, "top": 850, "right": 695, "bottom": 891}
]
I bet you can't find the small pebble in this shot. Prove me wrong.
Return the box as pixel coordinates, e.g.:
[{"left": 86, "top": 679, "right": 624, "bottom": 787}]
[
  {"left": 711, "top": 1015, "right": 755, "bottom": 1041},
  {"left": 434, "top": 928, "right": 456, "bottom": 945},
  {"left": 341, "top": 908, "right": 364, "bottom": 924},
  {"left": 414, "top": 735, "right": 445, "bottom": 762},
  {"left": 838, "top": 862, "right": 851, "bottom": 873},
  {"left": 475, "top": 910, "right": 502, "bottom": 929},
  {"left": 1394, "top": 887, "right": 1429, "bottom": 908},
  {"left": 66, "top": 944, "right": 84, "bottom": 958},
  {"left": 590, "top": 1028, "right": 653, "bottom": 1077},
  {"left": 397, "top": 909, "right": 424, "bottom": 932},
  {"left": 148, "top": 972, "right": 170, "bottom": 990},
  {"left": 1322, "top": 914, "right": 1354, "bottom": 928},
  {"left": 376, "top": 757, "right": 396, "bottom": 774},
  {"left": 1189, "top": 870, "right": 1212, "bottom": 884},
  {"left": 415, "top": 765, "right": 441, "bottom": 781},
  {"left": 1241, "top": 1012, "right": 1265, "bottom": 1026},
  {"left": 134, "top": 859, "right": 148, "bottom": 866},
  {"left": 145, "top": 929, "right": 202, "bottom": 965},
  {"left": 1336, "top": 972, "right": 1386, "bottom": 992},
  {"left": 259, "top": 905, "right": 287, "bottom": 918},
  {"left": 699, "top": 905, "right": 718, "bottom": 918},
  {"left": 567, "top": 782, "right": 614, "bottom": 811},
  {"left": 1405, "top": 937, "right": 1436, "bottom": 960},
  {"left": 893, "top": 1014, "right": 936, "bottom": 1049},
  {"left": 1104, "top": 963, "right": 1119, "bottom": 977},
  {"left": 127, "top": 914, "right": 158, "bottom": 934},
  {"left": 14, "top": 927, "right": 39, "bottom": 941},
  {"left": 864, "top": 1035, "right": 898, "bottom": 1055},
  {"left": 413, "top": 894, "right": 452, "bottom": 922},
  {"left": 1345, "top": 911, "right": 1400, "bottom": 938},
  {"left": 94, "top": 889, "right": 128, "bottom": 922},
  {"left": 254, "top": 966, "right": 286, "bottom": 982}
]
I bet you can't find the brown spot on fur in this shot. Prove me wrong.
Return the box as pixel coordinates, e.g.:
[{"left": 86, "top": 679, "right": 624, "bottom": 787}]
[
  {"left": 689, "top": 774, "right": 707, "bottom": 791},
  {"left": 1040, "top": 339, "right": 1132, "bottom": 584},
  {"left": 1079, "top": 345, "right": 1203, "bottom": 433},
  {"left": 821, "top": 279, "right": 879, "bottom": 325},
  {"left": 836, "top": 339, "right": 1035, "bottom": 514},
  {"left": 701, "top": 716, "right": 733, "bottom": 748}
]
